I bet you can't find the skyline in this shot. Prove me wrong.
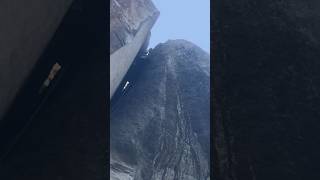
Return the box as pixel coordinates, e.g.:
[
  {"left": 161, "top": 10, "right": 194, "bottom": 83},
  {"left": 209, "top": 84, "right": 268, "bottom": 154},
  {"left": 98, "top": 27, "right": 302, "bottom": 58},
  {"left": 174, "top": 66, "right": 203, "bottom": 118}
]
[{"left": 149, "top": 0, "right": 210, "bottom": 53}]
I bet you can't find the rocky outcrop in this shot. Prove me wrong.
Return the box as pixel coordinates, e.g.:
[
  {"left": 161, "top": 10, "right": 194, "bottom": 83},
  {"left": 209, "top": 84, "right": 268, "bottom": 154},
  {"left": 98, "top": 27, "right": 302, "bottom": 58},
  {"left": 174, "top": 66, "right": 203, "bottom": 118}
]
[
  {"left": 110, "top": 0, "right": 158, "bottom": 54},
  {"left": 110, "top": 1, "right": 210, "bottom": 179},
  {"left": 214, "top": 1, "right": 320, "bottom": 179},
  {"left": 0, "top": 0, "right": 73, "bottom": 121},
  {"left": 110, "top": 0, "right": 159, "bottom": 98},
  {"left": 110, "top": 40, "right": 210, "bottom": 180}
]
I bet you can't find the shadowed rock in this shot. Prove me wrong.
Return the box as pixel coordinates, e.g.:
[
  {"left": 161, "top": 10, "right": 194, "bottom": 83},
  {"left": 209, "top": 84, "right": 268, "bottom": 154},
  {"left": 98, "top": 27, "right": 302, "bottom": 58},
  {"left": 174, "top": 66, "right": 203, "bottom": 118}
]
[
  {"left": 0, "top": 0, "right": 73, "bottom": 121},
  {"left": 214, "top": 1, "right": 320, "bottom": 179}
]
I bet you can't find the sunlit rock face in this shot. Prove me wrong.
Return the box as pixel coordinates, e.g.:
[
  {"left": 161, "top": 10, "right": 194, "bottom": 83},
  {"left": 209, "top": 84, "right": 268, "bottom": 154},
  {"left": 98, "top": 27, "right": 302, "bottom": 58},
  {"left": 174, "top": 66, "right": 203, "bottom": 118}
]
[
  {"left": 110, "top": 40, "right": 210, "bottom": 180},
  {"left": 110, "top": 0, "right": 158, "bottom": 54}
]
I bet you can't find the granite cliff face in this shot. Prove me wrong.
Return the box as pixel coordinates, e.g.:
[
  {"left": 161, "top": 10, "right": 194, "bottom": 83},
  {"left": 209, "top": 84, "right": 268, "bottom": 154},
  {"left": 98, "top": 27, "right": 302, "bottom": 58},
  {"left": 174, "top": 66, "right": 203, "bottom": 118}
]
[
  {"left": 110, "top": 40, "right": 210, "bottom": 180},
  {"left": 110, "top": 0, "right": 158, "bottom": 54},
  {"left": 110, "top": 1, "right": 210, "bottom": 179},
  {"left": 110, "top": 0, "right": 159, "bottom": 98}
]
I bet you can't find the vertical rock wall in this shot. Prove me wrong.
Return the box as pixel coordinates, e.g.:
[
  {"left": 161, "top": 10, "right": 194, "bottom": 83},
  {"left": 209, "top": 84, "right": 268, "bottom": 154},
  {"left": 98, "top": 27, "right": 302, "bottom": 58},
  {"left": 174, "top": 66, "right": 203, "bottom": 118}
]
[
  {"left": 110, "top": 0, "right": 159, "bottom": 99},
  {"left": 111, "top": 40, "right": 210, "bottom": 180}
]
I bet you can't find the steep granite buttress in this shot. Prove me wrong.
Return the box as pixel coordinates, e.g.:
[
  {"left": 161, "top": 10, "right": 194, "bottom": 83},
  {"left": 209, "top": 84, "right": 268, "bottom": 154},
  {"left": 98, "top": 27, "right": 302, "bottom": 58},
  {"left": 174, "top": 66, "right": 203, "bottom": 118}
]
[{"left": 110, "top": 0, "right": 159, "bottom": 99}]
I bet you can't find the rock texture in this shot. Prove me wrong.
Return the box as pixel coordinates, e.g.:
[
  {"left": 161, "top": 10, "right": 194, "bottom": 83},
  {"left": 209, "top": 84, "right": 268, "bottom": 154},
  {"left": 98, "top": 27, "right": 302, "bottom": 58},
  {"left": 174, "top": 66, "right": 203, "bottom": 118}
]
[
  {"left": 110, "top": 0, "right": 158, "bottom": 54},
  {"left": 110, "top": 40, "right": 210, "bottom": 180},
  {"left": 214, "top": 1, "right": 320, "bottom": 180},
  {"left": 110, "top": 0, "right": 159, "bottom": 98}
]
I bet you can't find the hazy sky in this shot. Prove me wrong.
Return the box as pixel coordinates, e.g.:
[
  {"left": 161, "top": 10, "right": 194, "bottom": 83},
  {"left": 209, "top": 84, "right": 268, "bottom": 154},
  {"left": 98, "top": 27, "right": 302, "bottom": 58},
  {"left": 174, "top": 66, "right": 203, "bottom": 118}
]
[{"left": 149, "top": 0, "right": 210, "bottom": 53}]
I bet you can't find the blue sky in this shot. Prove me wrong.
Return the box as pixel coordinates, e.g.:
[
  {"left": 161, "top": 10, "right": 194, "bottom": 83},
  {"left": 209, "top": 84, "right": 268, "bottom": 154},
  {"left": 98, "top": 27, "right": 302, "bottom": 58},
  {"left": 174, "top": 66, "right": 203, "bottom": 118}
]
[{"left": 149, "top": 0, "right": 210, "bottom": 53}]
